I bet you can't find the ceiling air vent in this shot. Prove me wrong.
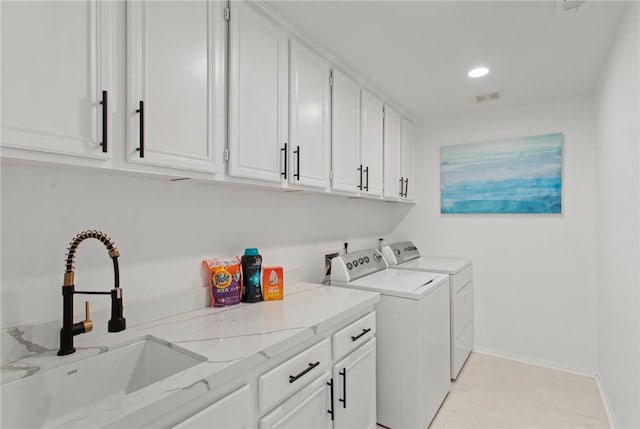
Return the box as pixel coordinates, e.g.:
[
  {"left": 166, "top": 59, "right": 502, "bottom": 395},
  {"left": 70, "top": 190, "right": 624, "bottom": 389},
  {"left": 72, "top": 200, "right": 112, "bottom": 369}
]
[
  {"left": 561, "top": 0, "right": 585, "bottom": 11},
  {"left": 474, "top": 91, "right": 502, "bottom": 104}
]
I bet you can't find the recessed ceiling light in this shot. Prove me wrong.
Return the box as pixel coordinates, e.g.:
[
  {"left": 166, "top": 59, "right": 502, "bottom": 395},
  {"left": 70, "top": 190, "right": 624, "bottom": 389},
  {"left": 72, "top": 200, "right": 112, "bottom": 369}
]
[{"left": 468, "top": 67, "right": 490, "bottom": 78}]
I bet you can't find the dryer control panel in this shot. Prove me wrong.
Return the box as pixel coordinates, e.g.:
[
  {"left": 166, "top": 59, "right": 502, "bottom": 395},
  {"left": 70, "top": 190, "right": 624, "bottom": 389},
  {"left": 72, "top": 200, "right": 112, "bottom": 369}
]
[
  {"left": 381, "top": 241, "right": 421, "bottom": 265},
  {"left": 330, "top": 249, "right": 387, "bottom": 283}
]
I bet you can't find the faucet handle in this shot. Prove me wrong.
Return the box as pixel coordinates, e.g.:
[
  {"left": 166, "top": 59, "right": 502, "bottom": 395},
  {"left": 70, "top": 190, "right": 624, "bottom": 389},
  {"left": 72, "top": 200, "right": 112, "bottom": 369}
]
[{"left": 82, "top": 301, "right": 94, "bottom": 333}]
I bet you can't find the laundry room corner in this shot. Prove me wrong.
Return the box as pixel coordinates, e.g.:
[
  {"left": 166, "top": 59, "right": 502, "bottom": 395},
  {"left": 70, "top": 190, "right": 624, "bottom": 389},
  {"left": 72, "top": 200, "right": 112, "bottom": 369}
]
[{"left": 390, "top": 95, "right": 599, "bottom": 375}]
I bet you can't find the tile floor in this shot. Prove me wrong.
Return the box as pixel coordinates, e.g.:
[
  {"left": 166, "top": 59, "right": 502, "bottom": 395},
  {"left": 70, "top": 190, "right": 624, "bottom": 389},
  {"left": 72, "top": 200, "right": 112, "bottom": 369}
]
[{"left": 379, "top": 352, "right": 609, "bottom": 429}]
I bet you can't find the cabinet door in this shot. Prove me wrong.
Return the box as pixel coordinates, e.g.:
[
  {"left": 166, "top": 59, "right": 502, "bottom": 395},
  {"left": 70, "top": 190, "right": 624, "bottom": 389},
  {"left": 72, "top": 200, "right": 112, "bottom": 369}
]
[
  {"left": 383, "top": 106, "right": 402, "bottom": 199},
  {"left": 331, "top": 69, "right": 361, "bottom": 195},
  {"left": 401, "top": 117, "right": 416, "bottom": 201},
  {"left": 360, "top": 90, "right": 383, "bottom": 197},
  {"left": 128, "top": 0, "right": 221, "bottom": 173},
  {"left": 173, "top": 385, "right": 251, "bottom": 429},
  {"left": 260, "top": 372, "right": 332, "bottom": 429},
  {"left": 228, "top": 1, "right": 288, "bottom": 183},
  {"left": 333, "top": 339, "right": 377, "bottom": 429},
  {"left": 288, "top": 39, "right": 331, "bottom": 189},
  {"left": 1, "top": 0, "right": 111, "bottom": 163}
]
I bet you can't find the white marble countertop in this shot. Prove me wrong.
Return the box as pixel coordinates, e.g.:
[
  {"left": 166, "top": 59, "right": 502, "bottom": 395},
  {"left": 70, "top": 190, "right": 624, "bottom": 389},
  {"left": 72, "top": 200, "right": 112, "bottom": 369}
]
[{"left": 1, "top": 282, "right": 379, "bottom": 428}]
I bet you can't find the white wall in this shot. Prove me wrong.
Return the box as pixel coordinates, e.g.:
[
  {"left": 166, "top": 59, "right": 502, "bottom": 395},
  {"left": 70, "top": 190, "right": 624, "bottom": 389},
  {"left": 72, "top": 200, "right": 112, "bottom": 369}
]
[
  {"left": 595, "top": 3, "right": 640, "bottom": 428},
  {"left": 0, "top": 163, "right": 411, "bottom": 328},
  {"left": 391, "top": 95, "right": 598, "bottom": 374}
]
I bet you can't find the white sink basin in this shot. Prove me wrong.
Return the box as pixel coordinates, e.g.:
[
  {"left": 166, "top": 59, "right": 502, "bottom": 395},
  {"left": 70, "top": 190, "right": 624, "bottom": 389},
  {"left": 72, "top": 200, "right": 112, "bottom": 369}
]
[{"left": 1, "top": 336, "right": 206, "bottom": 428}]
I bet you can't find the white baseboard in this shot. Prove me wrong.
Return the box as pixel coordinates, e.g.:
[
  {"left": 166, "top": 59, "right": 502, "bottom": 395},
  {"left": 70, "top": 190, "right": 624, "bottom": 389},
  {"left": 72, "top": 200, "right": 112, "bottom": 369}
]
[
  {"left": 595, "top": 374, "right": 618, "bottom": 429},
  {"left": 473, "top": 346, "right": 597, "bottom": 377}
]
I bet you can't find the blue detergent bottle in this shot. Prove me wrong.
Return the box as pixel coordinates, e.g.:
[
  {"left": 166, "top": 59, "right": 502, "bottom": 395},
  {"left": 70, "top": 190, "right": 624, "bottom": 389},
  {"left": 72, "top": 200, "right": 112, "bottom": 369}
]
[{"left": 241, "top": 248, "right": 263, "bottom": 303}]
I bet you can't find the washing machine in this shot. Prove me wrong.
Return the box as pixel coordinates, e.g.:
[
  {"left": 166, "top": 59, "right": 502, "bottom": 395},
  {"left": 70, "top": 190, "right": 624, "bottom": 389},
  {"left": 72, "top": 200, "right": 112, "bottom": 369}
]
[
  {"left": 382, "top": 241, "right": 473, "bottom": 379},
  {"left": 331, "top": 249, "right": 450, "bottom": 429}
]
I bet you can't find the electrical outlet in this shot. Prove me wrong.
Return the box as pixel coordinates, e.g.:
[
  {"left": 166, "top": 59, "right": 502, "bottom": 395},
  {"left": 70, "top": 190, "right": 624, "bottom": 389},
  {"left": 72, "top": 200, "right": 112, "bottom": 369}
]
[{"left": 323, "top": 249, "right": 340, "bottom": 283}]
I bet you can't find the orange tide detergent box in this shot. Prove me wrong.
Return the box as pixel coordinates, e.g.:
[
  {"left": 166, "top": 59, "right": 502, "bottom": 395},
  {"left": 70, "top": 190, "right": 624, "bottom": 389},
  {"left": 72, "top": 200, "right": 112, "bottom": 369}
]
[
  {"left": 262, "top": 266, "right": 284, "bottom": 301},
  {"left": 203, "top": 257, "right": 242, "bottom": 307}
]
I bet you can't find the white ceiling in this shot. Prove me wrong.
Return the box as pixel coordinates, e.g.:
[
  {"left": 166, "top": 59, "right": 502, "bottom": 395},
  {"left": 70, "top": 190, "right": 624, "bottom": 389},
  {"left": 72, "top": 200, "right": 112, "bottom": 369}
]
[{"left": 265, "top": 0, "right": 626, "bottom": 122}]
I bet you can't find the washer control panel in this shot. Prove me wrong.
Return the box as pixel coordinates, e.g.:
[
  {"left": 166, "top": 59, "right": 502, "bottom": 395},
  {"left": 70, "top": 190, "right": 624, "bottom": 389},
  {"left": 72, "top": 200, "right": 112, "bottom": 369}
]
[
  {"left": 330, "top": 249, "right": 387, "bottom": 283},
  {"left": 381, "top": 241, "right": 421, "bottom": 265}
]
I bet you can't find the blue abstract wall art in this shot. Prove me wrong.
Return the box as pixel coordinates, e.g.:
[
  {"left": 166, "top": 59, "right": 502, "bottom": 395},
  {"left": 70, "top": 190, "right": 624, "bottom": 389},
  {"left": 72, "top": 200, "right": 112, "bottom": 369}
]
[{"left": 440, "top": 133, "right": 563, "bottom": 214}]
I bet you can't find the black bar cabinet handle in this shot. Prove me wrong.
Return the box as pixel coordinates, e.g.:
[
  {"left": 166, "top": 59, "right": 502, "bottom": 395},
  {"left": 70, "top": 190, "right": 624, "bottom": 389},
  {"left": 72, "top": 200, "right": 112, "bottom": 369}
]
[
  {"left": 289, "top": 361, "right": 319, "bottom": 383},
  {"left": 351, "top": 327, "right": 371, "bottom": 342},
  {"left": 135, "top": 100, "right": 145, "bottom": 158},
  {"left": 358, "top": 165, "right": 363, "bottom": 190},
  {"left": 327, "top": 379, "right": 335, "bottom": 420},
  {"left": 281, "top": 143, "right": 288, "bottom": 179},
  {"left": 294, "top": 145, "right": 300, "bottom": 180},
  {"left": 100, "top": 90, "right": 108, "bottom": 153},
  {"left": 404, "top": 178, "right": 409, "bottom": 197},
  {"left": 364, "top": 166, "right": 369, "bottom": 191},
  {"left": 399, "top": 176, "right": 404, "bottom": 196},
  {"left": 339, "top": 368, "right": 347, "bottom": 408}
]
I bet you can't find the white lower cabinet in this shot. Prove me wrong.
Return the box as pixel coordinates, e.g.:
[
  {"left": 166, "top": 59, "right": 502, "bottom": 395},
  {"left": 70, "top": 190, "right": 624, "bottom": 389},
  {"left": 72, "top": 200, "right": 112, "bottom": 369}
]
[
  {"left": 173, "top": 385, "right": 251, "bottom": 429},
  {"left": 258, "top": 311, "right": 377, "bottom": 429},
  {"left": 163, "top": 311, "right": 376, "bottom": 429},
  {"left": 332, "top": 339, "right": 377, "bottom": 429},
  {"left": 259, "top": 338, "right": 332, "bottom": 413},
  {"left": 260, "top": 372, "right": 333, "bottom": 429}
]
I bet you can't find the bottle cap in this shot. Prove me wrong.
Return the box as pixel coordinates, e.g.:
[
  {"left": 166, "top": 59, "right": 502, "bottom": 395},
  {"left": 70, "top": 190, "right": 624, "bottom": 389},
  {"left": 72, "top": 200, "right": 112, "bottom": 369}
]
[{"left": 244, "top": 248, "right": 259, "bottom": 255}]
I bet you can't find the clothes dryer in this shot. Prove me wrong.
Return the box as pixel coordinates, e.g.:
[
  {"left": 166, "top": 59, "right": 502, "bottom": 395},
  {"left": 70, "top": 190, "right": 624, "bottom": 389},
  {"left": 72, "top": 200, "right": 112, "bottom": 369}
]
[{"left": 382, "top": 241, "right": 473, "bottom": 379}]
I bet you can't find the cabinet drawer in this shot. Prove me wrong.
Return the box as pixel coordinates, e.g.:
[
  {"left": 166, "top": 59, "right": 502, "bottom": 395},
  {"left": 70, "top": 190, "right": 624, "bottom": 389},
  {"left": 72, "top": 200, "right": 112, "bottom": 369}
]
[
  {"left": 332, "top": 312, "right": 376, "bottom": 361},
  {"left": 453, "top": 282, "right": 473, "bottom": 338},
  {"left": 173, "top": 385, "right": 250, "bottom": 429},
  {"left": 259, "top": 338, "right": 331, "bottom": 413},
  {"left": 259, "top": 371, "right": 332, "bottom": 429},
  {"left": 451, "top": 265, "right": 472, "bottom": 294},
  {"left": 453, "top": 322, "right": 473, "bottom": 379}
]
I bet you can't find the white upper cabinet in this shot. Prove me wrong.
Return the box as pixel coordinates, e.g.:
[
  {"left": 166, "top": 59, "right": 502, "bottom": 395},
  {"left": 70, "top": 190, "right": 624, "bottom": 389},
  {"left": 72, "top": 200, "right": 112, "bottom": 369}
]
[
  {"left": 288, "top": 39, "right": 331, "bottom": 190},
  {"left": 1, "top": 0, "right": 112, "bottom": 164},
  {"left": 401, "top": 117, "right": 416, "bottom": 201},
  {"left": 2, "top": 0, "right": 413, "bottom": 201},
  {"left": 331, "top": 69, "right": 361, "bottom": 195},
  {"left": 228, "top": 1, "right": 289, "bottom": 183},
  {"left": 127, "top": 0, "right": 224, "bottom": 174},
  {"left": 360, "top": 90, "right": 384, "bottom": 197},
  {"left": 332, "top": 72, "right": 389, "bottom": 199},
  {"left": 383, "top": 106, "right": 403, "bottom": 199}
]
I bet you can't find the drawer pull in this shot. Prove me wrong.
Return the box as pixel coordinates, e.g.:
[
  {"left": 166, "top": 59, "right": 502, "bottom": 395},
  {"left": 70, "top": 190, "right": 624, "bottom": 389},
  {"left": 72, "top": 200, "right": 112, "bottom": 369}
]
[
  {"left": 364, "top": 166, "right": 369, "bottom": 191},
  {"left": 288, "top": 361, "right": 319, "bottom": 384},
  {"left": 339, "top": 368, "right": 347, "bottom": 408},
  {"left": 100, "top": 90, "right": 108, "bottom": 153},
  {"left": 281, "top": 142, "right": 288, "bottom": 179},
  {"left": 135, "top": 100, "right": 145, "bottom": 158},
  {"left": 294, "top": 145, "right": 301, "bottom": 180},
  {"left": 350, "top": 328, "right": 371, "bottom": 342},
  {"left": 327, "top": 379, "right": 334, "bottom": 421}
]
